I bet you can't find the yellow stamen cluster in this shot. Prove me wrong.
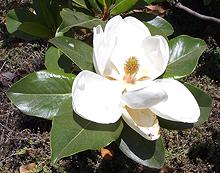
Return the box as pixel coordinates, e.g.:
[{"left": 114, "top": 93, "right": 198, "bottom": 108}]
[{"left": 124, "top": 56, "right": 139, "bottom": 75}]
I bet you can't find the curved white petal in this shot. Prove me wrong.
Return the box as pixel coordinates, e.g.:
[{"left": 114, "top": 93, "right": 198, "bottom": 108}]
[
  {"left": 122, "top": 16, "right": 151, "bottom": 39},
  {"left": 150, "top": 79, "right": 200, "bottom": 123},
  {"left": 108, "top": 16, "right": 151, "bottom": 77},
  {"left": 137, "top": 36, "right": 169, "bottom": 80},
  {"left": 93, "top": 16, "right": 122, "bottom": 75},
  {"left": 72, "top": 70, "right": 123, "bottom": 124},
  {"left": 121, "top": 81, "right": 167, "bottom": 109},
  {"left": 122, "top": 107, "right": 160, "bottom": 140},
  {"left": 93, "top": 25, "right": 104, "bottom": 75}
]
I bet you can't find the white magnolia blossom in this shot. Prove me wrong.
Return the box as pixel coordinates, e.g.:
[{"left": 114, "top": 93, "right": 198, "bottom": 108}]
[{"left": 72, "top": 15, "right": 200, "bottom": 140}]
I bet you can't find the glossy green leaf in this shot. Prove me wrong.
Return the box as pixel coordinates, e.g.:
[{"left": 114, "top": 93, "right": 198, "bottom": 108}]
[
  {"left": 147, "top": 16, "right": 173, "bottom": 36},
  {"left": 158, "top": 83, "right": 212, "bottom": 130},
  {"left": 144, "top": 22, "right": 167, "bottom": 39},
  {"left": 110, "top": 0, "right": 139, "bottom": 15},
  {"left": 50, "top": 36, "right": 94, "bottom": 71},
  {"left": 6, "top": 71, "right": 75, "bottom": 120},
  {"left": 51, "top": 100, "right": 124, "bottom": 163},
  {"left": 163, "top": 35, "right": 207, "bottom": 79},
  {"left": 57, "top": 8, "right": 104, "bottom": 35},
  {"left": 117, "top": 123, "right": 165, "bottom": 168}
]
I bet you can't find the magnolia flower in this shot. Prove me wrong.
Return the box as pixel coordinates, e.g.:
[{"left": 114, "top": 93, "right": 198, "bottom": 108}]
[{"left": 72, "top": 15, "right": 200, "bottom": 140}]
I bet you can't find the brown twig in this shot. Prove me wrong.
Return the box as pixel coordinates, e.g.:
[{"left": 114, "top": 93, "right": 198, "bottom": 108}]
[{"left": 169, "top": 0, "right": 220, "bottom": 25}]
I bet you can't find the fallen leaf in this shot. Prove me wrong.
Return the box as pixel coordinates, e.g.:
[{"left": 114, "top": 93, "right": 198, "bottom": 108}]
[
  {"left": 100, "top": 148, "right": 114, "bottom": 160},
  {"left": 146, "top": 4, "right": 166, "bottom": 17},
  {"left": 19, "top": 163, "right": 36, "bottom": 173}
]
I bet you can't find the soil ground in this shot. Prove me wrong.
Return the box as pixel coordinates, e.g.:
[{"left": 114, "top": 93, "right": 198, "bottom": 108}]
[{"left": 0, "top": 0, "right": 220, "bottom": 172}]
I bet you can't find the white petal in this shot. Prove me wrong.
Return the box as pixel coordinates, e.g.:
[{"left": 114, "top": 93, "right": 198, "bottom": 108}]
[
  {"left": 121, "top": 81, "right": 167, "bottom": 109},
  {"left": 122, "top": 107, "right": 160, "bottom": 140},
  {"left": 121, "top": 16, "right": 151, "bottom": 40},
  {"left": 72, "top": 70, "right": 123, "bottom": 124},
  {"left": 93, "top": 16, "right": 122, "bottom": 75},
  {"left": 150, "top": 79, "right": 200, "bottom": 123},
  {"left": 108, "top": 16, "right": 151, "bottom": 77},
  {"left": 137, "top": 36, "right": 169, "bottom": 80},
  {"left": 93, "top": 25, "right": 104, "bottom": 75}
]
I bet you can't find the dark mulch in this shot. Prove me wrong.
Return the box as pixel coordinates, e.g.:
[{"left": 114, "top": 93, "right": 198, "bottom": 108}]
[{"left": 0, "top": 0, "right": 220, "bottom": 172}]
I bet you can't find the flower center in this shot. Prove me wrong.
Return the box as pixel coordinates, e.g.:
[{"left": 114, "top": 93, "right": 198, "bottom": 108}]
[
  {"left": 124, "top": 56, "right": 139, "bottom": 75},
  {"left": 123, "top": 56, "right": 139, "bottom": 84}
]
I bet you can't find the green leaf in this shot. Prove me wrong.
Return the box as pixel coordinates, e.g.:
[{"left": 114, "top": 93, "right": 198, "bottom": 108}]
[
  {"left": 163, "top": 35, "right": 207, "bottom": 79},
  {"left": 51, "top": 100, "right": 124, "bottom": 163},
  {"left": 33, "top": 0, "right": 56, "bottom": 30},
  {"left": 144, "top": 22, "right": 167, "bottom": 39},
  {"left": 110, "top": 0, "right": 139, "bottom": 15},
  {"left": 144, "top": 0, "right": 156, "bottom": 4},
  {"left": 57, "top": 8, "right": 104, "bottom": 35},
  {"left": 158, "top": 83, "right": 212, "bottom": 130},
  {"left": 45, "top": 46, "right": 63, "bottom": 72},
  {"left": 45, "top": 46, "right": 73, "bottom": 73},
  {"left": 6, "top": 9, "right": 52, "bottom": 39},
  {"left": 117, "top": 123, "right": 165, "bottom": 168},
  {"left": 147, "top": 16, "right": 174, "bottom": 36},
  {"left": 50, "top": 0, "right": 68, "bottom": 28},
  {"left": 203, "top": 0, "right": 212, "bottom": 5},
  {"left": 88, "top": 0, "right": 102, "bottom": 13},
  {"left": 96, "top": 0, "right": 113, "bottom": 9},
  {"left": 185, "top": 83, "right": 212, "bottom": 126},
  {"left": 6, "top": 9, "right": 38, "bottom": 39},
  {"left": 6, "top": 71, "right": 75, "bottom": 120},
  {"left": 50, "top": 36, "right": 94, "bottom": 71},
  {"left": 6, "top": 9, "right": 37, "bottom": 33},
  {"left": 96, "top": 0, "right": 106, "bottom": 7},
  {"left": 18, "top": 22, "right": 53, "bottom": 39},
  {"left": 72, "top": 0, "right": 88, "bottom": 9}
]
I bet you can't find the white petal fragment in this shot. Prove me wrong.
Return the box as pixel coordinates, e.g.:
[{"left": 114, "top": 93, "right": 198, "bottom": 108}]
[
  {"left": 121, "top": 82, "right": 167, "bottom": 109},
  {"left": 122, "top": 107, "right": 160, "bottom": 141},
  {"left": 72, "top": 70, "right": 123, "bottom": 124},
  {"left": 108, "top": 16, "right": 151, "bottom": 77},
  {"left": 93, "top": 16, "right": 122, "bottom": 75},
  {"left": 139, "top": 36, "right": 169, "bottom": 80},
  {"left": 123, "top": 16, "right": 151, "bottom": 38},
  {"left": 93, "top": 25, "right": 104, "bottom": 75},
  {"left": 150, "top": 79, "right": 200, "bottom": 123}
]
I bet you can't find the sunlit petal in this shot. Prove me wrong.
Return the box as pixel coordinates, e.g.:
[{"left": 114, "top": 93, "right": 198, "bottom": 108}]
[
  {"left": 93, "top": 16, "right": 122, "bottom": 75},
  {"left": 137, "top": 36, "right": 169, "bottom": 80},
  {"left": 121, "top": 81, "right": 167, "bottom": 109},
  {"left": 72, "top": 70, "right": 123, "bottom": 124},
  {"left": 109, "top": 16, "right": 151, "bottom": 77},
  {"left": 150, "top": 79, "right": 200, "bottom": 123}
]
